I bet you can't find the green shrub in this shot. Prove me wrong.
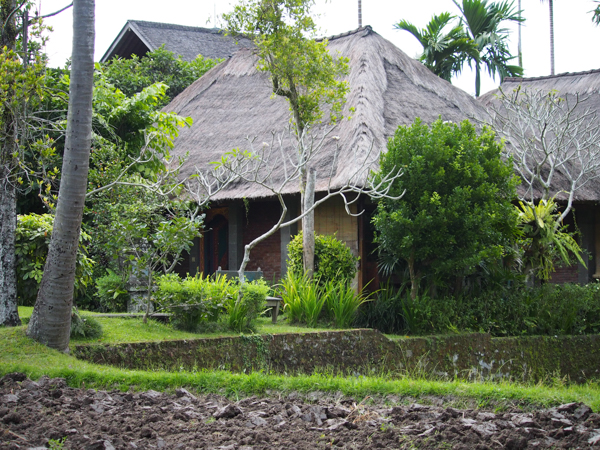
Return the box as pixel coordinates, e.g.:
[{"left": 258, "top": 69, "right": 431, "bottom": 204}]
[
  {"left": 155, "top": 273, "right": 236, "bottom": 332},
  {"left": 70, "top": 310, "right": 103, "bottom": 340},
  {"left": 15, "top": 214, "right": 95, "bottom": 306},
  {"left": 227, "top": 279, "right": 270, "bottom": 332},
  {"left": 378, "top": 281, "right": 600, "bottom": 337},
  {"left": 287, "top": 232, "right": 359, "bottom": 284},
  {"left": 96, "top": 270, "right": 129, "bottom": 312}
]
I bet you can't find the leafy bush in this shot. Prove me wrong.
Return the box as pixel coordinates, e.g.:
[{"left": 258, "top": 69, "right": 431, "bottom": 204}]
[
  {"left": 227, "top": 280, "right": 270, "bottom": 333},
  {"left": 155, "top": 273, "right": 235, "bottom": 332},
  {"left": 96, "top": 270, "right": 129, "bottom": 312},
  {"left": 70, "top": 310, "right": 103, "bottom": 340},
  {"left": 16, "top": 214, "right": 95, "bottom": 306},
  {"left": 373, "top": 118, "right": 518, "bottom": 300},
  {"left": 287, "top": 232, "right": 359, "bottom": 285}
]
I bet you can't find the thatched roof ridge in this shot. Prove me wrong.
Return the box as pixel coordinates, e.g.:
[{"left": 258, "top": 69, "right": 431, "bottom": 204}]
[
  {"left": 479, "top": 69, "right": 600, "bottom": 202},
  {"left": 101, "top": 20, "right": 253, "bottom": 63},
  {"left": 165, "top": 26, "right": 487, "bottom": 201}
]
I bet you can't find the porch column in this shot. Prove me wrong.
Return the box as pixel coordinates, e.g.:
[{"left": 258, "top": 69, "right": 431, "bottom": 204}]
[
  {"left": 578, "top": 208, "right": 595, "bottom": 284},
  {"left": 280, "top": 196, "right": 299, "bottom": 278},
  {"left": 594, "top": 208, "right": 600, "bottom": 279},
  {"left": 228, "top": 202, "right": 244, "bottom": 271}
]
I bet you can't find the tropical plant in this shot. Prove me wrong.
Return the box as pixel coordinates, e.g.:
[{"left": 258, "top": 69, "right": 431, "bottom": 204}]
[
  {"left": 278, "top": 270, "right": 325, "bottom": 326},
  {"left": 395, "top": 12, "right": 479, "bottom": 82},
  {"left": 372, "top": 118, "right": 518, "bottom": 300},
  {"left": 322, "top": 281, "right": 372, "bottom": 329},
  {"left": 516, "top": 198, "right": 585, "bottom": 281},
  {"left": 452, "top": 0, "right": 524, "bottom": 96}
]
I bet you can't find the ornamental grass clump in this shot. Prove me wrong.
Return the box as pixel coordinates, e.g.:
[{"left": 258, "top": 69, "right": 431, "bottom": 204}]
[{"left": 323, "top": 281, "right": 372, "bottom": 329}]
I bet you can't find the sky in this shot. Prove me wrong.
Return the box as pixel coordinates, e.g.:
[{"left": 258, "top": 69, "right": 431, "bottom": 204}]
[{"left": 38, "top": 0, "right": 600, "bottom": 97}]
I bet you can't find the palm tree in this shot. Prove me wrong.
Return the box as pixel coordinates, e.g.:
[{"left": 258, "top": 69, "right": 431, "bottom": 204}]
[
  {"left": 27, "top": 0, "right": 95, "bottom": 351},
  {"left": 540, "top": 0, "right": 555, "bottom": 75},
  {"left": 395, "top": 13, "right": 479, "bottom": 82},
  {"left": 453, "top": 0, "right": 524, "bottom": 96},
  {"left": 0, "top": 0, "right": 21, "bottom": 328}
]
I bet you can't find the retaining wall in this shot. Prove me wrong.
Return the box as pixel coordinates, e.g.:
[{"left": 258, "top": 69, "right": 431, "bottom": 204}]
[{"left": 73, "top": 330, "right": 600, "bottom": 383}]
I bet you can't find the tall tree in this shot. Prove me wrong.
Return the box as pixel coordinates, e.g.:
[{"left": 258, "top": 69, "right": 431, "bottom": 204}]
[
  {"left": 453, "top": 0, "right": 523, "bottom": 96},
  {"left": 0, "top": 0, "right": 20, "bottom": 327},
  {"left": 541, "top": 0, "right": 555, "bottom": 75},
  {"left": 395, "top": 12, "right": 479, "bottom": 82},
  {"left": 27, "top": 0, "right": 94, "bottom": 351},
  {"left": 224, "top": 0, "right": 350, "bottom": 276}
]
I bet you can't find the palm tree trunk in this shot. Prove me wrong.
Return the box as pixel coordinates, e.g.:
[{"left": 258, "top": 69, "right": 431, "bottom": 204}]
[
  {"left": 518, "top": 0, "right": 522, "bottom": 68},
  {"left": 0, "top": 0, "right": 21, "bottom": 327},
  {"left": 27, "top": 0, "right": 95, "bottom": 351},
  {"left": 475, "top": 63, "right": 481, "bottom": 98},
  {"left": 548, "top": 0, "right": 554, "bottom": 75}
]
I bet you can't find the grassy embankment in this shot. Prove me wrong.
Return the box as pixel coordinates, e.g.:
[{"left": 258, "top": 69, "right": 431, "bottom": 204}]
[{"left": 2, "top": 307, "right": 600, "bottom": 411}]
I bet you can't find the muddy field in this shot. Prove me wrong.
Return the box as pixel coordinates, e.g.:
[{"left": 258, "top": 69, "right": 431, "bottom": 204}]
[{"left": 1, "top": 373, "right": 600, "bottom": 449}]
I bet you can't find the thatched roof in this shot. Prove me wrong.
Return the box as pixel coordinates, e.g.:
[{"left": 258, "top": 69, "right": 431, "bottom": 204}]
[
  {"left": 165, "top": 26, "right": 487, "bottom": 200},
  {"left": 479, "top": 69, "right": 600, "bottom": 202},
  {"left": 101, "top": 20, "right": 253, "bottom": 63}
]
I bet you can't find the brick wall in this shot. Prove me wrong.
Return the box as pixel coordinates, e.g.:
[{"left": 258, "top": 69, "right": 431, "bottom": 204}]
[
  {"left": 548, "top": 264, "right": 579, "bottom": 284},
  {"left": 242, "top": 200, "right": 282, "bottom": 282}
]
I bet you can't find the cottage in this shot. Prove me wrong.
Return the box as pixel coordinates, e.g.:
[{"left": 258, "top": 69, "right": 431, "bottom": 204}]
[
  {"left": 101, "top": 20, "right": 253, "bottom": 62},
  {"left": 164, "top": 26, "right": 490, "bottom": 287}
]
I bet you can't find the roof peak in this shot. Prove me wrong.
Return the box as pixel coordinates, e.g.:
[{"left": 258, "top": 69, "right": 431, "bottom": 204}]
[
  {"left": 504, "top": 67, "right": 600, "bottom": 83},
  {"left": 128, "top": 20, "right": 223, "bottom": 35},
  {"left": 317, "top": 25, "right": 373, "bottom": 42}
]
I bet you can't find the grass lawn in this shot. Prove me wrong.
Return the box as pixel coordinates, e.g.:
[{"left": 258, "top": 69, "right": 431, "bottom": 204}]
[{"left": 3, "top": 307, "right": 600, "bottom": 412}]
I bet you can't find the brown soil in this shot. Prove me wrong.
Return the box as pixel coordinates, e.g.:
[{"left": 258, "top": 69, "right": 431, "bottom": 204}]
[{"left": 1, "top": 373, "right": 599, "bottom": 449}]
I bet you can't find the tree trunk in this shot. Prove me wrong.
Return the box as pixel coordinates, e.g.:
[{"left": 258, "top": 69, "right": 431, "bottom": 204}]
[
  {"left": 27, "top": 0, "right": 95, "bottom": 351},
  {"left": 302, "top": 167, "right": 316, "bottom": 277},
  {"left": 0, "top": 0, "right": 21, "bottom": 327},
  {"left": 548, "top": 0, "right": 554, "bottom": 75},
  {"left": 408, "top": 253, "right": 418, "bottom": 301},
  {"left": 0, "top": 173, "right": 20, "bottom": 326}
]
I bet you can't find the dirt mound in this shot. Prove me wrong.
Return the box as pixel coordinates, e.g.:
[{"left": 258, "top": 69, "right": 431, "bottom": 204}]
[{"left": 1, "top": 373, "right": 599, "bottom": 449}]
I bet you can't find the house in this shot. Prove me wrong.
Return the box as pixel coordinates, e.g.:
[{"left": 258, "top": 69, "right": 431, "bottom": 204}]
[
  {"left": 479, "top": 70, "right": 600, "bottom": 284},
  {"left": 164, "top": 26, "right": 490, "bottom": 287},
  {"left": 100, "top": 20, "right": 253, "bottom": 63}
]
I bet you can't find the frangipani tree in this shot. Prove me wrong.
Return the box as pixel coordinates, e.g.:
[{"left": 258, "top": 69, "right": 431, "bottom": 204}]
[
  {"left": 224, "top": 0, "right": 350, "bottom": 276},
  {"left": 488, "top": 87, "right": 600, "bottom": 280}
]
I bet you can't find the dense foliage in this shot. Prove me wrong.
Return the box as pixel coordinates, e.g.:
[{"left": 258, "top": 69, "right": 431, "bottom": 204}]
[
  {"left": 155, "top": 274, "right": 269, "bottom": 333},
  {"left": 100, "top": 46, "right": 220, "bottom": 104},
  {"left": 287, "top": 232, "right": 359, "bottom": 285},
  {"left": 15, "top": 214, "right": 94, "bottom": 306},
  {"left": 373, "top": 118, "right": 518, "bottom": 300},
  {"left": 358, "top": 281, "right": 600, "bottom": 337}
]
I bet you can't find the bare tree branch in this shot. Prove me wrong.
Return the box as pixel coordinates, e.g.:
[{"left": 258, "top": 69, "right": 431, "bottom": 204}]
[{"left": 487, "top": 86, "right": 600, "bottom": 226}]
